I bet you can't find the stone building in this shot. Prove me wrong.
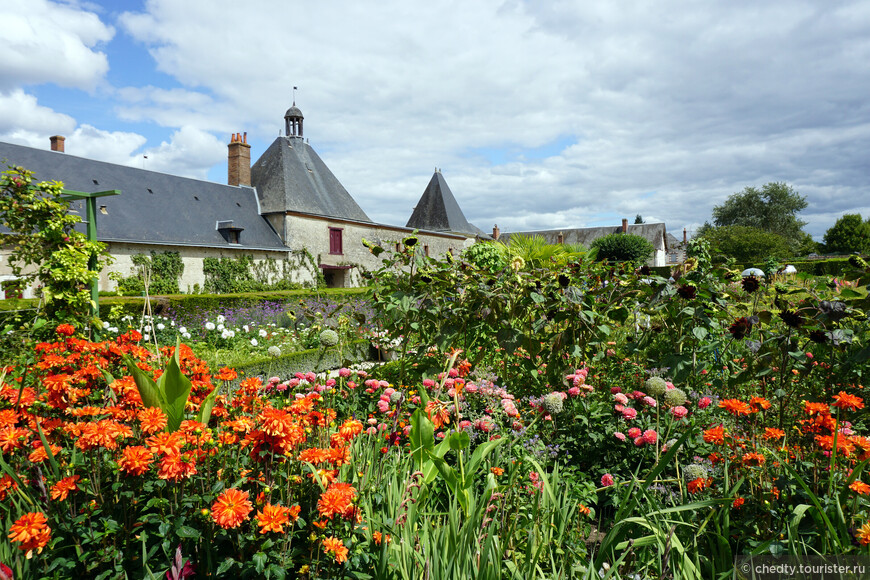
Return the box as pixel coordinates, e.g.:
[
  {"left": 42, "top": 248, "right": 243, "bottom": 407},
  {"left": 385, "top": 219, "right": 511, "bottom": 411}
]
[{"left": 0, "top": 104, "right": 479, "bottom": 295}]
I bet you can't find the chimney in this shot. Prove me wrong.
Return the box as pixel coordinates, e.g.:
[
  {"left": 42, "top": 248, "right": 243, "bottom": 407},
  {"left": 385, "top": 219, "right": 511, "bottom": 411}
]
[
  {"left": 557, "top": 232, "right": 564, "bottom": 244},
  {"left": 227, "top": 132, "right": 251, "bottom": 187},
  {"left": 683, "top": 228, "right": 687, "bottom": 244},
  {"left": 492, "top": 224, "right": 500, "bottom": 240},
  {"left": 50, "top": 135, "right": 65, "bottom": 153},
  {"left": 621, "top": 218, "right": 628, "bottom": 233}
]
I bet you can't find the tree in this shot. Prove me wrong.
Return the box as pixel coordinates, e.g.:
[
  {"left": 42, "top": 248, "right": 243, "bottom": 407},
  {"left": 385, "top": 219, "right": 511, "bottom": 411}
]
[
  {"left": 591, "top": 233, "right": 654, "bottom": 267},
  {"left": 634, "top": 214, "right": 644, "bottom": 224},
  {"left": 823, "top": 214, "right": 870, "bottom": 255},
  {"left": 712, "top": 182, "right": 808, "bottom": 251},
  {"left": 699, "top": 225, "right": 792, "bottom": 263}
]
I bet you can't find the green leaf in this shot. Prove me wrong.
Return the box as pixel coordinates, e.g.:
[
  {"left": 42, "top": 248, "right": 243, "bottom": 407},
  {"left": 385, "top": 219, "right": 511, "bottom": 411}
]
[
  {"left": 252, "top": 552, "right": 267, "bottom": 574},
  {"left": 410, "top": 408, "right": 434, "bottom": 470},
  {"left": 447, "top": 431, "right": 470, "bottom": 451},
  {"left": 158, "top": 339, "right": 193, "bottom": 432},
  {"left": 123, "top": 355, "right": 164, "bottom": 411},
  {"left": 175, "top": 525, "right": 200, "bottom": 539},
  {"left": 216, "top": 559, "right": 236, "bottom": 575},
  {"left": 692, "top": 327, "right": 708, "bottom": 340},
  {"left": 36, "top": 422, "right": 60, "bottom": 480},
  {"left": 196, "top": 385, "right": 220, "bottom": 426}
]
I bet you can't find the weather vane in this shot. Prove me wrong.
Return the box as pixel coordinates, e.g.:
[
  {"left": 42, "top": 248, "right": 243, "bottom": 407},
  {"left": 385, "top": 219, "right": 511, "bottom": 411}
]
[{"left": 293, "top": 86, "right": 298, "bottom": 105}]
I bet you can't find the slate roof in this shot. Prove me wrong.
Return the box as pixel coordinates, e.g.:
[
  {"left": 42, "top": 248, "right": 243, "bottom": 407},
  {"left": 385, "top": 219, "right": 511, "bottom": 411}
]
[
  {"left": 252, "top": 136, "right": 372, "bottom": 222},
  {"left": 501, "top": 223, "right": 668, "bottom": 251},
  {"left": 406, "top": 171, "right": 484, "bottom": 237},
  {"left": 0, "top": 140, "right": 287, "bottom": 251}
]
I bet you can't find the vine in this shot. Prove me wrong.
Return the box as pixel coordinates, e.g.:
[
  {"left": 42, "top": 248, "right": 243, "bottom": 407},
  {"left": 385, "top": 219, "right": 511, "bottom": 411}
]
[
  {"left": 112, "top": 251, "right": 184, "bottom": 295},
  {"left": 0, "top": 165, "right": 111, "bottom": 327}
]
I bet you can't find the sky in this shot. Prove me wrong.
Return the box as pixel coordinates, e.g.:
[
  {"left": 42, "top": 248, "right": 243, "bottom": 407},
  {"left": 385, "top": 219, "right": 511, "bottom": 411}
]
[{"left": 1, "top": 0, "right": 869, "bottom": 241}]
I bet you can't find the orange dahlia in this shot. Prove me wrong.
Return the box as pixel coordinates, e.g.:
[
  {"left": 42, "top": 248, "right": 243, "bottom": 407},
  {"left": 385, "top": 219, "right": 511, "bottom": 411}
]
[
  {"left": 703, "top": 425, "right": 725, "bottom": 445},
  {"left": 317, "top": 482, "right": 357, "bottom": 519},
  {"left": 762, "top": 428, "right": 785, "bottom": 441},
  {"left": 832, "top": 391, "right": 864, "bottom": 412},
  {"left": 849, "top": 480, "right": 870, "bottom": 495},
  {"left": 322, "top": 536, "right": 349, "bottom": 564},
  {"left": 211, "top": 488, "right": 253, "bottom": 529},
  {"left": 742, "top": 452, "right": 766, "bottom": 467},
  {"left": 50, "top": 476, "right": 80, "bottom": 501},
  {"left": 8, "top": 512, "right": 51, "bottom": 557},
  {"left": 118, "top": 446, "right": 154, "bottom": 476},
  {"left": 256, "top": 504, "right": 292, "bottom": 534},
  {"left": 804, "top": 401, "right": 830, "bottom": 415},
  {"left": 719, "top": 399, "right": 752, "bottom": 416},
  {"left": 138, "top": 407, "right": 168, "bottom": 434},
  {"left": 857, "top": 522, "right": 870, "bottom": 546}
]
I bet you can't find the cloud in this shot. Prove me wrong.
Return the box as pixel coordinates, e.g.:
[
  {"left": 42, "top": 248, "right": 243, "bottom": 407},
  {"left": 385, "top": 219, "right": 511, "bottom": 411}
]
[
  {"left": 0, "top": 90, "right": 76, "bottom": 142},
  {"left": 136, "top": 126, "right": 226, "bottom": 180},
  {"left": 0, "top": 0, "right": 114, "bottom": 91}
]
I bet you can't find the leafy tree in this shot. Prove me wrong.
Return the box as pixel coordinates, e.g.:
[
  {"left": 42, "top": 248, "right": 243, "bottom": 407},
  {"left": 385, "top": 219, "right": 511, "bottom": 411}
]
[
  {"left": 591, "top": 233, "right": 654, "bottom": 267},
  {"left": 634, "top": 214, "right": 644, "bottom": 224},
  {"left": 823, "top": 213, "right": 870, "bottom": 255},
  {"left": 700, "top": 225, "right": 792, "bottom": 263},
  {"left": 712, "top": 182, "right": 808, "bottom": 251}
]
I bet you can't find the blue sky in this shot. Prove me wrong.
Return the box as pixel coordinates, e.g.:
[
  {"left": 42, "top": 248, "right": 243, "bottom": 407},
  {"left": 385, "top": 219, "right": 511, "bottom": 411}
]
[{"left": 2, "top": 0, "right": 870, "bottom": 240}]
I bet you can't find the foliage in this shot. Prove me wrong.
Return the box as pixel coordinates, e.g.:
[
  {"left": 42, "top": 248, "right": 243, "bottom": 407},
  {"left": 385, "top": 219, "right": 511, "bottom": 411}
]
[
  {"left": 113, "top": 251, "right": 184, "bottom": 295},
  {"left": 497, "top": 234, "right": 588, "bottom": 271},
  {"left": 711, "top": 182, "right": 809, "bottom": 251},
  {"left": 0, "top": 166, "right": 111, "bottom": 326},
  {"left": 591, "top": 233, "right": 654, "bottom": 267},
  {"left": 823, "top": 213, "right": 870, "bottom": 255},
  {"left": 700, "top": 225, "right": 793, "bottom": 262},
  {"left": 461, "top": 241, "right": 505, "bottom": 272},
  {"left": 202, "top": 255, "right": 310, "bottom": 294}
]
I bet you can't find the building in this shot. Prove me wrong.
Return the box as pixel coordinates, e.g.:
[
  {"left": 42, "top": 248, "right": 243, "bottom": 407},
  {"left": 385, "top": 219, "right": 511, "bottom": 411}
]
[
  {"left": 495, "top": 218, "right": 671, "bottom": 267},
  {"left": 0, "top": 104, "right": 479, "bottom": 295}
]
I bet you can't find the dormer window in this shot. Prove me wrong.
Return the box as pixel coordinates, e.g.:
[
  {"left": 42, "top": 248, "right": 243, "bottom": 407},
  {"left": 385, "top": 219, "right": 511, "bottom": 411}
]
[{"left": 217, "top": 220, "right": 244, "bottom": 245}]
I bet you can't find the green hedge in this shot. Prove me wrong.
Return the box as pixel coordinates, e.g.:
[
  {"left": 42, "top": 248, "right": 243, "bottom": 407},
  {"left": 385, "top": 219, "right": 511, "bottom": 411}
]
[
  {"left": 734, "top": 258, "right": 851, "bottom": 277},
  {"left": 97, "top": 288, "right": 369, "bottom": 319},
  {"left": 225, "top": 339, "right": 372, "bottom": 385}
]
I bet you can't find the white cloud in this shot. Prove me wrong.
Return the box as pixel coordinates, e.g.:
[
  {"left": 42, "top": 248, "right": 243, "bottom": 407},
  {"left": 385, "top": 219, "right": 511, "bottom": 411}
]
[
  {"left": 0, "top": 0, "right": 114, "bottom": 91},
  {"left": 135, "top": 126, "right": 225, "bottom": 180},
  {"left": 0, "top": 89, "right": 76, "bottom": 143}
]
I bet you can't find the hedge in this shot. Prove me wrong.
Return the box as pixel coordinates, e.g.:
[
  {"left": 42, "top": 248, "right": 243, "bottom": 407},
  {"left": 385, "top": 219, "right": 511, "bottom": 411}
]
[
  {"left": 734, "top": 258, "right": 852, "bottom": 277},
  {"left": 224, "top": 339, "right": 372, "bottom": 387}
]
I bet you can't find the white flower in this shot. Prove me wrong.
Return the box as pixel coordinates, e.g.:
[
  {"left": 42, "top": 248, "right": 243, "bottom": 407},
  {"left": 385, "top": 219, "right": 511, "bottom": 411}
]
[
  {"left": 183, "top": 332, "right": 191, "bottom": 339},
  {"left": 268, "top": 346, "right": 281, "bottom": 357},
  {"left": 227, "top": 330, "right": 235, "bottom": 338},
  {"left": 143, "top": 334, "right": 151, "bottom": 342},
  {"left": 170, "top": 320, "right": 175, "bottom": 326},
  {"left": 259, "top": 329, "right": 268, "bottom": 338},
  {"left": 221, "top": 330, "right": 231, "bottom": 339},
  {"left": 205, "top": 322, "right": 216, "bottom": 330},
  {"left": 250, "top": 338, "right": 258, "bottom": 347},
  {"left": 243, "top": 325, "right": 250, "bottom": 333},
  {"left": 217, "top": 315, "right": 226, "bottom": 324},
  {"left": 110, "top": 326, "right": 118, "bottom": 333},
  {"left": 178, "top": 326, "right": 187, "bottom": 334},
  {"left": 157, "top": 323, "right": 165, "bottom": 331},
  {"left": 217, "top": 323, "right": 225, "bottom": 331},
  {"left": 102, "top": 321, "right": 110, "bottom": 329}
]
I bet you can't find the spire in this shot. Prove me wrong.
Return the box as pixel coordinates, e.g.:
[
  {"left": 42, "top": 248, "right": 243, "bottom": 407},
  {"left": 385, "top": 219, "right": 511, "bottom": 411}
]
[{"left": 284, "top": 91, "right": 304, "bottom": 137}]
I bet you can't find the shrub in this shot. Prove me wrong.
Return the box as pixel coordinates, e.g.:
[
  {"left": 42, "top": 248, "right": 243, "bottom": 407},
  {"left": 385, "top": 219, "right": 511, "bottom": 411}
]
[{"left": 592, "top": 233, "right": 654, "bottom": 266}]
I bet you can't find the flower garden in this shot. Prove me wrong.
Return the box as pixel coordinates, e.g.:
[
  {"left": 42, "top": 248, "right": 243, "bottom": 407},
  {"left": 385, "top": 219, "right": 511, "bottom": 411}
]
[{"left": 0, "top": 224, "right": 869, "bottom": 578}]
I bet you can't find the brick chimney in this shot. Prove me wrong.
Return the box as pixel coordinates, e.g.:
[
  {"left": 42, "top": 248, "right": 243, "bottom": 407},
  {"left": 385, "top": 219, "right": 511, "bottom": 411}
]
[
  {"left": 621, "top": 218, "right": 628, "bottom": 233},
  {"left": 227, "top": 132, "right": 251, "bottom": 187},
  {"left": 492, "top": 224, "right": 500, "bottom": 240},
  {"left": 50, "top": 135, "right": 65, "bottom": 153},
  {"left": 557, "top": 231, "right": 564, "bottom": 244},
  {"left": 683, "top": 228, "right": 687, "bottom": 244}
]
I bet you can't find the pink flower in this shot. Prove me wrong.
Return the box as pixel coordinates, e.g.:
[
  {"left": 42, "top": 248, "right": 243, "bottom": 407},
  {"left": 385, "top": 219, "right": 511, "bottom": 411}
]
[
  {"left": 601, "top": 473, "right": 614, "bottom": 487},
  {"left": 614, "top": 393, "right": 629, "bottom": 405},
  {"left": 671, "top": 406, "right": 688, "bottom": 419},
  {"left": 806, "top": 352, "right": 813, "bottom": 359},
  {"left": 567, "top": 386, "right": 581, "bottom": 396},
  {"left": 365, "top": 427, "right": 377, "bottom": 435},
  {"left": 465, "top": 383, "right": 478, "bottom": 393},
  {"left": 634, "top": 437, "right": 645, "bottom": 446},
  {"left": 642, "top": 429, "right": 658, "bottom": 444},
  {"left": 630, "top": 390, "right": 646, "bottom": 400},
  {"left": 325, "top": 378, "right": 336, "bottom": 388},
  {"left": 614, "top": 431, "right": 626, "bottom": 442},
  {"left": 614, "top": 404, "right": 624, "bottom": 413},
  {"left": 422, "top": 379, "right": 436, "bottom": 388},
  {"left": 611, "top": 387, "right": 622, "bottom": 394},
  {"left": 377, "top": 399, "right": 390, "bottom": 413},
  {"left": 698, "top": 397, "right": 712, "bottom": 409},
  {"left": 383, "top": 387, "right": 396, "bottom": 397},
  {"left": 621, "top": 407, "right": 638, "bottom": 420},
  {"left": 338, "top": 368, "right": 351, "bottom": 378},
  {"left": 627, "top": 427, "right": 642, "bottom": 439},
  {"left": 665, "top": 381, "right": 675, "bottom": 390},
  {"left": 347, "top": 381, "right": 357, "bottom": 390},
  {"left": 378, "top": 380, "right": 390, "bottom": 388},
  {"left": 448, "top": 368, "right": 459, "bottom": 378},
  {"left": 643, "top": 396, "right": 657, "bottom": 408},
  {"left": 502, "top": 400, "right": 519, "bottom": 417},
  {"left": 458, "top": 420, "right": 473, "bottom": 429},
  {"left": 305, "top": 372, "right": 317, "bottom": 383}
]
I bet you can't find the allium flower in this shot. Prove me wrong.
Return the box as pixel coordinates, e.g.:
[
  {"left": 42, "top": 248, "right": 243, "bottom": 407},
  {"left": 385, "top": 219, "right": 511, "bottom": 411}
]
[
  {"left": 319, "top": 329, "right": 340, "bottom": 347},
  {"left": 645, "top": 377, "right": 668, "bottom": 397},
  {"left": 671, "top": 406, "right": 688, "bottom": 419},
  {"left": 211, "top": 488, "right": 253, "bottom": 529},
  {"left": 268, "top": 346, "right": 282, "bottom": 357},
  {"left": 663, "top": 388, "right": 687, "bottom": 407},
  {"left": 601, "top": 473, "right": 614, "bottom": 487},
  {"left": 8, "top": 511, "right": 51, "bottom": 557},
  {"left": 541, "top": 392, "right": 564, "bottom": 415},
  {"left": 683, "top": 463, "right": 708, "bottom": 481}
]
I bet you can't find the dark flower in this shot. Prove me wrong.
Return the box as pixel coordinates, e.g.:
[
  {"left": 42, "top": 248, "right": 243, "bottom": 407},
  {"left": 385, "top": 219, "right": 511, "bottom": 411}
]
[
  {"left": 677, "top": 284, "right": 697, "bottom": 299},
  {"left": 809, "top": 330, "right": 827, "bottom": 344},
  {"left": 403, "top": 235, "right": 418, "bottom": 248},
  {"left": 779, "top": 310, "right": 803, "bottom": 328},
  {"left": 639, "top": 265, "right": 651, "bottom": 276},
  {"left": 741, "top": 276, "right": 760, "bottom": 293},
  {"left": 728, "top": 317, "right": 753, "bottom": 340},
  {"left": 557, "top": 273, "right": 570, "bottom": 287}
]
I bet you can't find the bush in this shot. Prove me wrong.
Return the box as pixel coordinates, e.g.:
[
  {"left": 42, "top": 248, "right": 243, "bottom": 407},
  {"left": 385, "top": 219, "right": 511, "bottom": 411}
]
[
  {"left": 461, "top": 241, "right": 505, "bottom": 272},
  {"left": 591, "top": 233, "right": 654, "bottom": 266},
  {"left": 701, "top": 225, "right": 792, "bottom": 262}
]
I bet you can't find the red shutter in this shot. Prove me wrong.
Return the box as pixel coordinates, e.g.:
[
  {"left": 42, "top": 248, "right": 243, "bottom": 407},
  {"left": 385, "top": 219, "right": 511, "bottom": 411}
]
[{"left": 329, "top": 228, "right": 343, "bottom": 255}]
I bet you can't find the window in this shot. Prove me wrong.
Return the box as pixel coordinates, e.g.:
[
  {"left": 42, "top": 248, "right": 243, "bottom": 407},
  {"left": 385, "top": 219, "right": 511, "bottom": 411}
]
[
  {"left": 329, "top": 227, "right": 343, "bottom": 255},
  {"left": 424, "top": 244, "right": 430, "bottom": 257}
]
